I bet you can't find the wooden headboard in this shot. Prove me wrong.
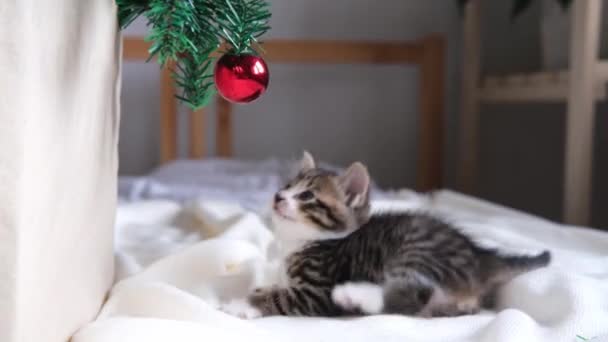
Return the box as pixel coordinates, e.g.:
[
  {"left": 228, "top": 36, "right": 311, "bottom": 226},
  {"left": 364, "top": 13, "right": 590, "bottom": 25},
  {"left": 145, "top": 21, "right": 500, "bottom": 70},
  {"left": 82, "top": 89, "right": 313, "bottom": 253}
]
[{"left": 122, "top": 35, "right": 444, "bottom": 191}]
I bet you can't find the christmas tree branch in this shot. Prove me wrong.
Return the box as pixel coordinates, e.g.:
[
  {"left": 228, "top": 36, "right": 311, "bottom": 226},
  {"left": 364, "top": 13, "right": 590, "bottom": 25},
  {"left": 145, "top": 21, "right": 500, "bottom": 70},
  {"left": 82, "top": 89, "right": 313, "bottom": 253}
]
[
  {"left": 173, "top": 47, "right": 216, "bottom": 109},
  {"left": 116, "top": 0, "right": 271, "bottom": 109},
  {"left": 117, "top": 0, "right": 148, "bottom": 29},
  {"left": 213, "top": 0, "right": 271, "bottom": 54}
]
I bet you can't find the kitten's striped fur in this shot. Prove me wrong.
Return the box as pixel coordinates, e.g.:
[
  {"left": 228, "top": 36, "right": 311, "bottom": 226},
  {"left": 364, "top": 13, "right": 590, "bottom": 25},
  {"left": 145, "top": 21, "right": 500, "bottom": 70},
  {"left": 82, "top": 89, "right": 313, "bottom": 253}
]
[{"left": 224, "top": 152, "right": 551, "bottom": 318}]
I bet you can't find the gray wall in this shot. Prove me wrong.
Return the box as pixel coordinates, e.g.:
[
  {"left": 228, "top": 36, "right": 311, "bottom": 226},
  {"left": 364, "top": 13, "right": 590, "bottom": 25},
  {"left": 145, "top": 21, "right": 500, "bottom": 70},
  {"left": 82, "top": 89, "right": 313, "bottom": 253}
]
[{"left": 119, "top": 1, "right": 606, "bottom": 228}]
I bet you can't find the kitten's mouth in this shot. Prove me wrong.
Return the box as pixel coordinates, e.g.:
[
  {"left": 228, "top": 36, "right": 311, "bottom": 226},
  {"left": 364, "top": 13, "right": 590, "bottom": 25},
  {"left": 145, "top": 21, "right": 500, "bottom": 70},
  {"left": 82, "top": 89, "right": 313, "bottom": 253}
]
[{"left": 273, "top": 205, "right": 294, "bottom": 221}]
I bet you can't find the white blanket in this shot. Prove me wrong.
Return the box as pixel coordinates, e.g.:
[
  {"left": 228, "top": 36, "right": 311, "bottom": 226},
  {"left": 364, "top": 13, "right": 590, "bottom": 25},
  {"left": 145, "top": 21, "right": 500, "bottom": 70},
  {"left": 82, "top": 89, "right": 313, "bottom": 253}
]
[{"left": 73, "top": 190, "right": 608, "bottom": 342}]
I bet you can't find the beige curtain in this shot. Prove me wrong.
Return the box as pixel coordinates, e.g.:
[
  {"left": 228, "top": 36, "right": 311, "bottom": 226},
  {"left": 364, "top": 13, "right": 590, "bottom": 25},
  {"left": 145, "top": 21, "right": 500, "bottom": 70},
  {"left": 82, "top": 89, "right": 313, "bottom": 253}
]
[{"left": 0, "top": 1, "right": 120, "bottom": 341}]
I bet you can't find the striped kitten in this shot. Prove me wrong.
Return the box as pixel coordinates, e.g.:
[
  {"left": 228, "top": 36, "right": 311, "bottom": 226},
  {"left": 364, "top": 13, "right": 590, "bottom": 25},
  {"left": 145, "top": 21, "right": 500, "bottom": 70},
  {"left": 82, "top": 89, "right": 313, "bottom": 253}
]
[{"left": 221, "top": 152, "right": 551, "bottom": 319}]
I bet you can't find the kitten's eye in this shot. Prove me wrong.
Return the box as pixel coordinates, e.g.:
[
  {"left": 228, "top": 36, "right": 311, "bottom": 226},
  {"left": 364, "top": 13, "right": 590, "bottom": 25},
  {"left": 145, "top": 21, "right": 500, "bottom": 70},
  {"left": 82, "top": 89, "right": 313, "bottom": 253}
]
[{"left": 296, "top": 190, "right": 314, "bottom": 201}]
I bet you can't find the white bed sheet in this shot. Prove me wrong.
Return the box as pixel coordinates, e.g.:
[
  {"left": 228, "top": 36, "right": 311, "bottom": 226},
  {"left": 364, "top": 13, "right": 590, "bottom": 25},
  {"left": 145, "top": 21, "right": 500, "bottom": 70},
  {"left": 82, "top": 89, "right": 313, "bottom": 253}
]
[{"left": 74, "top": 182, "right": 608, "bottom": 342}]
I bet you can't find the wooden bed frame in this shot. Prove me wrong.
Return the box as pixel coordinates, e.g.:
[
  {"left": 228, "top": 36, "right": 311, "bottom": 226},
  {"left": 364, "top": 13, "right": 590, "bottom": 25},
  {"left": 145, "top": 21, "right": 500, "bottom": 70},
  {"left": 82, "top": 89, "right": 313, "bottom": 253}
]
[{"left": 122, "top": 35, "right": 445, "bottom": 191}]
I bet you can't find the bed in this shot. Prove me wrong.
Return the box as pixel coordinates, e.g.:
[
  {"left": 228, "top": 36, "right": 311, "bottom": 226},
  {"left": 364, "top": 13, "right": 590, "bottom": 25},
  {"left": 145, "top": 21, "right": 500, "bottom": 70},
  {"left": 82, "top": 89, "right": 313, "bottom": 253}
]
[
  {"left": 79, "top": 177, "right": 608, "bottom": 342},
  {"left": 73, "top": 36, "right": 608, "bottom": 342}
]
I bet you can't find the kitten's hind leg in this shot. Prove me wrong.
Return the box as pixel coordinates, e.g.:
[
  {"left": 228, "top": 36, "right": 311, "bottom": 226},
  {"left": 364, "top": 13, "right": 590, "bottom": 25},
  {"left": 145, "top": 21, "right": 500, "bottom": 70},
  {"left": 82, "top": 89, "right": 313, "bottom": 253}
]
[
  {"left": 429, "top": 298, "right": 480, "bottom": 317},
  {"left": 382, "top": 278, "right": 434, "bottom": 316},
  {"left": 331, "top": 279, "right": 435, "bottom": 316},
  {"left": 331, "top": 282, "right": 385, "bottom": 314},
  {"left": 387, "top": 281, "right": 482, "bottom": 318}
]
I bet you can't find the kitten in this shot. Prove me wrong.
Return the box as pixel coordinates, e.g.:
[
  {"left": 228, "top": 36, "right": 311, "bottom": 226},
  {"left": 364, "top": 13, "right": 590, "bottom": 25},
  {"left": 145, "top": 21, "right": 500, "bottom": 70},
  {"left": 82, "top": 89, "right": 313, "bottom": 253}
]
[{"left": 221, "top": 152, "right": 551, "bottom": 319}]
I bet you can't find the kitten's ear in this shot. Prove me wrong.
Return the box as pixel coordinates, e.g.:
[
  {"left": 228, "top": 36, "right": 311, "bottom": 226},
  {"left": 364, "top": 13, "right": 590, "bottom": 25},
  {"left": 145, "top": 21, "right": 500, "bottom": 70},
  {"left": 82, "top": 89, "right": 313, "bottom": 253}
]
[
  {"left": 299, "top": 150, "right": 316, "bottom": 172},
  {"left": 338, "top": 162, "right": 370, "bottom": 208}
]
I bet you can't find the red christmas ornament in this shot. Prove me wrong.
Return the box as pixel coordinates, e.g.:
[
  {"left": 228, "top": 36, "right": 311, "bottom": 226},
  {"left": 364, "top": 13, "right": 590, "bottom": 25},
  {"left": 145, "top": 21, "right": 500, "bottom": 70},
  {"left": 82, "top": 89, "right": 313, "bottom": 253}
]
[{"left": 214, "top": 53, "right": 269, "bottom": 103}]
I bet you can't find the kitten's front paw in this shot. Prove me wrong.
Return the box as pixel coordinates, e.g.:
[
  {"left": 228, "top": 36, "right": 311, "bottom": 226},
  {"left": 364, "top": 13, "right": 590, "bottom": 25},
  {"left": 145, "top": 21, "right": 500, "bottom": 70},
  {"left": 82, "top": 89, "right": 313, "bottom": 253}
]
[
  {"left": 220, "top": 299, "right": 262, "bottom": 319},
  {"left": 332, "top": 282, "right": 384, "bottom": 314}
]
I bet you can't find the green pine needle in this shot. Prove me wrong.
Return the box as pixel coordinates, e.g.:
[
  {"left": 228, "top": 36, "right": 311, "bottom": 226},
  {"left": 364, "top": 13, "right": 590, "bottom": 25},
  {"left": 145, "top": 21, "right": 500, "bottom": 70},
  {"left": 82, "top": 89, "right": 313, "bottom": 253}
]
[
  {"left": 116, "top": 0, "right": 271, "bottom": 109},
  {"left": 117, "top": 0, "right": 148, "bottom": 29}
]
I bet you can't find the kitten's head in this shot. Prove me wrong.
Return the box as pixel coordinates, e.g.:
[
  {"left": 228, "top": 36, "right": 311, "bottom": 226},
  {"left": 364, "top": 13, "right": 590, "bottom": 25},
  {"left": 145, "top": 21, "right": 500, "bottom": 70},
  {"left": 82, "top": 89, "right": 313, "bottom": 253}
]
[{"left": 271, "top": 151, "right": 371, "bottom": 241}]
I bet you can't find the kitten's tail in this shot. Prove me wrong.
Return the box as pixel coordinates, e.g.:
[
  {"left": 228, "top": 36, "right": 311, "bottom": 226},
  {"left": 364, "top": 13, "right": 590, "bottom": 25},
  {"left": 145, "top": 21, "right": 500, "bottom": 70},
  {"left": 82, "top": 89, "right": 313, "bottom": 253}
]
[{"left": 477, "top": 248, "right": 551, "bottom": 285}]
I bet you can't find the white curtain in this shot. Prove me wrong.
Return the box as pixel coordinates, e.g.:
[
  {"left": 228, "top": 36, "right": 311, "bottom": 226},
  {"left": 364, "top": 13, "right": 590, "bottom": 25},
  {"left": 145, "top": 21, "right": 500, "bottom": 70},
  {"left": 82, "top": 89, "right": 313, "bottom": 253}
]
[{"left": 0, "top": 1, "right": 120, "bottom": 341}]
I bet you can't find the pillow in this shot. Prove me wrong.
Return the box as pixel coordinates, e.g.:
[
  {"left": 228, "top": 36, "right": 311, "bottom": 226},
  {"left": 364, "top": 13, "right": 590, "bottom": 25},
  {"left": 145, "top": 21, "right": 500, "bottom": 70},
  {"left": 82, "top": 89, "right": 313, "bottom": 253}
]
[{"left": 119, "top": 158, "right": 384, "bottom": 212}]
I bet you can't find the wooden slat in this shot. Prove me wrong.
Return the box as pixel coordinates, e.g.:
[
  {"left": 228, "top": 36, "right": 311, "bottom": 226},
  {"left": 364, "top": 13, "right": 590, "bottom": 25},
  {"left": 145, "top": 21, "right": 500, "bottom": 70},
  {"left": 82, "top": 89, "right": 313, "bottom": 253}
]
[
  {"left": 480, "top": 70, "right": 606, "bottom": 103},
  {"left": 416, "top": 34, "right": 444, "bottom": 192},
  {"left": 458, "top": 0, "right": 482, "bottom": 194},
  {"left": 595, "top": 60, "right": 608, "bottom": 79},
  {"left": 527, "top": 70, "right": 563, "bottom": 84},
  {"left": 479, "top": 81, "right": 606, "bottom": 103},
  {"left": 260, "top": 40, "right": 423, "bottom": 64},
  {"left": 160, "top": 63, "right": 177, "bottom": 163},
  {"left": 123, "top": 37, "right": 423, "bottom": 64},
  {"left": 216, "top": 96, "right": 233, "bottom": 157},
  {"left": 504, "top": 73, "right": 528, "bottom": 86},
  {"left": 123, "top": 37, "right": 150, "bottom": 60},
  {"left": 189, "top": 109, "right": 206, "bottom": 158},
  {"left": 563, "top": 0, "right": 601, "bottom": 225}
]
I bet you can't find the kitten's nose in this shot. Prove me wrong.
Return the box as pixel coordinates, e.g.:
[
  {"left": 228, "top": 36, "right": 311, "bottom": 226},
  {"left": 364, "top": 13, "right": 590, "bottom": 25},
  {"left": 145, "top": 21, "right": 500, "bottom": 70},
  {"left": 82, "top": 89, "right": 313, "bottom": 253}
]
[{"left": 274, "top": 193, "right": 284, "bottom": 203}]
